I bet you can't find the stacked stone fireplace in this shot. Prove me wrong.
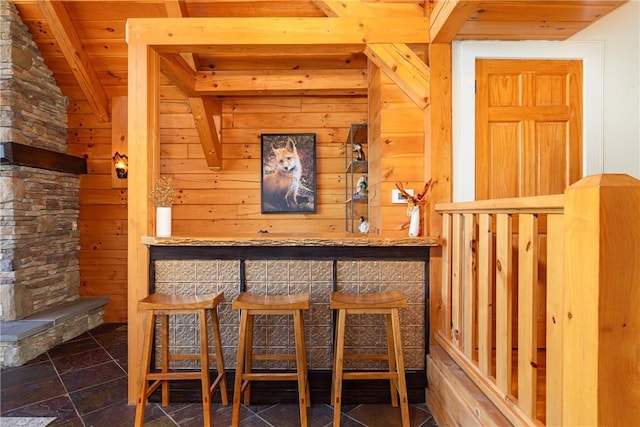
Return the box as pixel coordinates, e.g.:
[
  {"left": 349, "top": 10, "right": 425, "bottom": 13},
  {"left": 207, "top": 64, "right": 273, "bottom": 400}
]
[{"left": 0, "top": 0, "right": 107, "bottom": 366}]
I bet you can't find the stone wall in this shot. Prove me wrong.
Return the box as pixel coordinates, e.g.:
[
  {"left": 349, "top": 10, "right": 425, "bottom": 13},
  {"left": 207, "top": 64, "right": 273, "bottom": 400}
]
[
  {"left": 0, "top": 167, "right": 81, "bottom": 320},
  {"left": 0, "top": 0, "right": 78, "bottom": 321},
  {"left": 0, "top": 0, "right": 68, "bottom": 152}
]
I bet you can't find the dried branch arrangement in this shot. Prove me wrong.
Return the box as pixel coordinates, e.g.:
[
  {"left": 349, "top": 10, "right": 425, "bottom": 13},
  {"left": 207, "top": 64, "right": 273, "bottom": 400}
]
[{"left": 150, "top": 176, "right": 175, "bottom": 207}]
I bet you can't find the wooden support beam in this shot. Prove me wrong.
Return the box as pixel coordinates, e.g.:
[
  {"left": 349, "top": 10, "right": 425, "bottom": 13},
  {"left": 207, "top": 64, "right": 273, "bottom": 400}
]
[
  {"left": 163, "top": 0, "right": 199, "bottom": 70},
  {"left": 194, "top": 69, "right": 367, "bottom": 95},
  {"left": 430, "top": 0, "right": 480, "bottom": 43},
  {"left": 37, "top": 0, "right": 110, "bottom": 122},
  {"left": 365, "top": 43, "right": 430, "bottom": 110},
  {"left": 189, "top": 97, "right": 222, "bottom": 171},
  {"left": 317, "top": 1, "right": 429, "bottom": 107},
  {"left": 126, "top": 17, "right": 430, "bottom": 47},
  {"left": 160, "top": 53, "right": 198, "bottom": 97}
]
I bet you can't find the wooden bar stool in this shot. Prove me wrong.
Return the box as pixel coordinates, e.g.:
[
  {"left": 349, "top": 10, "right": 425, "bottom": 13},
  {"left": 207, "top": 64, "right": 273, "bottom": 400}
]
[
  {"left": 231, "top": 292, "right": 311, "bottom": 427},
  {"left": 330, "top": 290, "right": 410, "bottom": 427},
  {"left": 134, "top": 293, "right": 229, "bottom": 427}
]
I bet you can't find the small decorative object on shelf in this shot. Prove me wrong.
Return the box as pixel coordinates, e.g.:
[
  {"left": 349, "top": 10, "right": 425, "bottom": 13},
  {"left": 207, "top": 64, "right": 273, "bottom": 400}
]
[
  {"left": 395, "top": 179, "right": 433, "bottom": 237},
  {"left": 358, "top": 216, "right": 369, "bottom": 234},
  {"left": 150, "top": 176, "right": 176, "bottom": 237},
  {"left": 352, "top": 142, "right": 366, "bottom": 161},
  {"left": 354, "top": 174, "right": 368, "bottom": 199}
]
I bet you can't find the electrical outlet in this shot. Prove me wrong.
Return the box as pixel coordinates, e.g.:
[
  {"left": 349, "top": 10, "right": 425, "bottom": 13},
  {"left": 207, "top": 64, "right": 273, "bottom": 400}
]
[{"left": 392, "top": 188, "right": 414, "bottom": 204}]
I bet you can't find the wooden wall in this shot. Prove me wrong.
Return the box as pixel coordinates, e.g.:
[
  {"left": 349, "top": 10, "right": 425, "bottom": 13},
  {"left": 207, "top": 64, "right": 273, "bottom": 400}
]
[
  {"left": 368, "top": 63, "right": 426, "bottom": 235},
  {"left": 69, "top": 91, "right": 367, "bottom": 322}
]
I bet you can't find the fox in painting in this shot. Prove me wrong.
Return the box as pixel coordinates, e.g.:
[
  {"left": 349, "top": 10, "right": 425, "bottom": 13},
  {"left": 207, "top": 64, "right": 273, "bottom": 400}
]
[{"left": 262, "top": 138, "right": 302, "bottom": 210}]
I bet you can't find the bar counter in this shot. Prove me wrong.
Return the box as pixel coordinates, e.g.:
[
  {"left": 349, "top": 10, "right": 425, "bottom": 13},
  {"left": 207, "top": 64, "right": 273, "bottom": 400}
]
[
  {"left": 141, "top": 233, "right": 437, "bottom": 403},
  {"left": 142, "top": 233, "right": 439, "bottom": 247}
]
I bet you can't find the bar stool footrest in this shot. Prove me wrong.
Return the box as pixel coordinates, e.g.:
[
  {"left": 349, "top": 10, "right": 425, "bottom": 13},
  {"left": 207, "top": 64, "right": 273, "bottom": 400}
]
[
  {"left": 252, "top": 354, "right": 297, "bottom": 362},
  {"left": 147, "top": 372, "right": 204, "bottom": 381},
  {"left": 344, "top": 354, "right": 389, "bottom": 361},
  {"left": 342, "top": 372, "right": 399, "bottom": 380},
  {"left": 242, "top": 372, "right": 300, "bottom": 381}
]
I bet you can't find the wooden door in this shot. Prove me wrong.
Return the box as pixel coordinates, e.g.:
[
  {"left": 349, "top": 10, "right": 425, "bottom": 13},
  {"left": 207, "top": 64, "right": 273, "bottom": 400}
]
[{"left": 475, "top": 59, "right": 583, "bottom": 199}]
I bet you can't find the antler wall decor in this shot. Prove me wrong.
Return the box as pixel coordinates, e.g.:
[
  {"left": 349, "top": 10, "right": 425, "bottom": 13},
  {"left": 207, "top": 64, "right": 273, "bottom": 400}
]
[
  {"left": 395, "top": 179, "right": 432, "bottom": 207},
  {"left": 395, "top": 179, "right": 433, "bottom": 237}
]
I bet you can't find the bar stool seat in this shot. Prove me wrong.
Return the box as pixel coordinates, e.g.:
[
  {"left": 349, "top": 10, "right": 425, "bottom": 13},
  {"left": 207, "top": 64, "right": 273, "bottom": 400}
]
[
  {"left": 232, "top": 292, "right": 311, "bottom": 426},
  {"left": 330, "top": 290, "right": 410, "bottom": 427},
  {"left": 135, "top": 293, "right": 228, "bottom": 427}
]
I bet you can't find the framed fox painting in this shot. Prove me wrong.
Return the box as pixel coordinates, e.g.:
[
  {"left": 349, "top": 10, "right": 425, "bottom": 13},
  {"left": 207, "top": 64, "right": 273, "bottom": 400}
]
[{"left": 260, "top": 133, "right": 317, "bottom": 214}]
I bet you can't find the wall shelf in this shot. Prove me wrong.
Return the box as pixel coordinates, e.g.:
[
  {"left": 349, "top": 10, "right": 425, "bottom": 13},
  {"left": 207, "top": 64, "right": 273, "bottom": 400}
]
[{"left": 344, "top": 124, "right": 368, "bottom": 233}]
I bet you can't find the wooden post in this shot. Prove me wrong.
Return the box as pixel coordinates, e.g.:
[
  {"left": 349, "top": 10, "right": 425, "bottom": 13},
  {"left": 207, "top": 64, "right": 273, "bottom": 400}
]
[
  {"left": 562, "top": 174, "right": 640, "bottom": 426},
  {"left": 427, "top": 42, "right": 452, "bottom": 350},
  {"left": 126, "top": 42, "right": 161, "bottom": 404}
]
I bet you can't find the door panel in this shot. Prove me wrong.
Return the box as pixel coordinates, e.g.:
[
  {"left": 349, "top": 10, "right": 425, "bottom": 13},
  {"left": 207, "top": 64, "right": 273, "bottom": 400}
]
[
  {"left": 489, "top": 123, "right": 521, "bottom": 199},
  {"left": 476, "top": 59, "right": 582, "bottom": 200}
]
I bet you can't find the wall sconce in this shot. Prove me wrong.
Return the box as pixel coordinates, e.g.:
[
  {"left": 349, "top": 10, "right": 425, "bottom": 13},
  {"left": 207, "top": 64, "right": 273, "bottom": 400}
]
[{"left": 113, "top": 151, "right": 128, "bottom": 179}]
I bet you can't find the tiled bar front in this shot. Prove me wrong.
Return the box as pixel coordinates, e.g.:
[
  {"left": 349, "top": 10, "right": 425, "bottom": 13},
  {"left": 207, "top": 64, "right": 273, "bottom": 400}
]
[
  {"left": 144, "top": 235, "right": 435, "bottom": 402},
  {"left": 153, "top": 259, "right": 426, "bottom": 372}
]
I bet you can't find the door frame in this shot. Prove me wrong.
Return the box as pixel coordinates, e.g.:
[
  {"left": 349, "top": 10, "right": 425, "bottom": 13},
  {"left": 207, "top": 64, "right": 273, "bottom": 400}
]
[{"left": 452, "top": 40, "right": 604, "bottom": 202}]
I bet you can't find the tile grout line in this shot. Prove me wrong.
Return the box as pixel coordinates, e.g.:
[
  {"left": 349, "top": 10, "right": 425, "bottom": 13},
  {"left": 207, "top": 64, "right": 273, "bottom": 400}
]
[{"left": 45, "top": 344, "right": 87, "bottom": 427}]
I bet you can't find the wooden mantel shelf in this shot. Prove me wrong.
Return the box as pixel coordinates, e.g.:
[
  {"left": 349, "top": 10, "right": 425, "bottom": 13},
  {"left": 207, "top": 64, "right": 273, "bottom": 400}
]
[{"left": 142, "top": 234, "right": 439, "bottom": 247}]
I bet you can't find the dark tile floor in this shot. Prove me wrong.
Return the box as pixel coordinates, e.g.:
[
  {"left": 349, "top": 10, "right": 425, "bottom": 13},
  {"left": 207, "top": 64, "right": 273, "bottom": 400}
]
[{"left": 1, "top": 323, "right": 438, "bottom": 426}]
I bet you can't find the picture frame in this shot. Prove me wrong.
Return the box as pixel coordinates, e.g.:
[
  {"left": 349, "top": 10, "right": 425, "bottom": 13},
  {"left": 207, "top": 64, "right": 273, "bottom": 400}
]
[{"left": 260, "top": 133, "right": 317, "bottom": 214}]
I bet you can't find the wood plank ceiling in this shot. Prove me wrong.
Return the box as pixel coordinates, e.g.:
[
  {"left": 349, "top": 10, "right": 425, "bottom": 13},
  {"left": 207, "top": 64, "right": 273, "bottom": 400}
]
[{"left": 11, "top": 0, "right": 627, "bottom": 122}]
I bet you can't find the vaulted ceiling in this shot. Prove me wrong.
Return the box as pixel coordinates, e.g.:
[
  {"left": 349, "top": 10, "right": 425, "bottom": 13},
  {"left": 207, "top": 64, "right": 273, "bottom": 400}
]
[{"left": 11, "top": 0, "right": 627, "bottom": 125}]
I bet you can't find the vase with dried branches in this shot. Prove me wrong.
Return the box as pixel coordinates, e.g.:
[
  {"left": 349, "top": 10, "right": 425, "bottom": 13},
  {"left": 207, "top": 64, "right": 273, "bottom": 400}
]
[
  {"left": 150, "top": 176, "right": 175, "bottom": 236},
  {"left": 395, "top": 179, "right": 433, "bottom": 237}
]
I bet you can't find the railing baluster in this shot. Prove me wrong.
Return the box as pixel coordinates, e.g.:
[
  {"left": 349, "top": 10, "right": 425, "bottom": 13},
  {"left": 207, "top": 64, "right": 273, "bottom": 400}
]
[
  {"left": 518, "top": 213, "right": 539, "bottom": 418},
  {"left": 495, "top": 213, "right": 513, "bottom": 396},
  {"left": 441, "top": 213, "right": 452, "bottom": 339},
  {"left": 546, "top": 213, "right": 564, "bottom": 425},
  {"left": 477, "top": 213, "right": 493, "bottom": 376},
  {"left": 463, "top": 213, "right": 477, "bottom": 360},
  {"left": 451, "top": 213, "right": 463, "bottom": 346}
]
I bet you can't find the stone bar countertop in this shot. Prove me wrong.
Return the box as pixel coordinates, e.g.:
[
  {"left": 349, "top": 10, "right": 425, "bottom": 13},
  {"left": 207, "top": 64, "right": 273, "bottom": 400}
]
[{"left": 142, "top": 233, "right": 439, "bottom": 247}]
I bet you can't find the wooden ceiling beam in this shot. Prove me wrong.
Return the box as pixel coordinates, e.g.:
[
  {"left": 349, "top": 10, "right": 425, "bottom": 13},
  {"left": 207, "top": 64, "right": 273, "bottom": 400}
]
[
  {"left": 126, "top": 17, "right": 430, "bottom": 46},
  {"left": 163, "top": 1, "right": 200, "bottom": 70},
  {"left": 314, "top": 0, "right": 426, "bottom": 17},
  {"left": 430, "top": 0, "right": 480, "bottom": 43},
  {"left": 37, "top": 0, "right": 110, "bottom": 122},
  {"left": 316, "top": 1, "right": 429, "bottom": 109},
  {"left": 160, "top": 54, "right": 197, "bottom": 97},
  {"left": 163, "top": 3, "right": 221, "bottom": 169},
  {"left": 365, "top": 43, "right": 430, "bottom": 110},
  {"left": 194, "top": 69, "right": 367, "bottom": 95}
]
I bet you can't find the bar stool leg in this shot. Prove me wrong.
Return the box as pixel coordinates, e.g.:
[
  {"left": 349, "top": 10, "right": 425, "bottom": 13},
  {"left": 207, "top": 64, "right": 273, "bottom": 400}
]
[
  {"left": 293, "top": 310, "right": 309, "bottom": 426},
  {"left": 298, "top": 311, "right": 311, "bottom": 407},
  {"left": 198, "top": 308, "right": 213, "bottom": 426},
  {"left": 135, "top": 310, "right": 156, "bottom": 427},
  {"left": 391, "top": 308, "right": 410, "bottom": 426},
  {"left": 209, "top": 308, "right": 229, "bottom": 406},
  {"left": 232, "top": 309, "right": 248, "bottom": 426},
  {"left": 161, "top": 314, "right": 170, "bottom": 406},
  {"left": 243, "top": 312, "right": 254, "bottom": 406},
  {"left": 385, "top": 312, "right": 399, "bottom": 407},
  {"left": 332, "top": 308, "right": 347, "bottom": 427}
]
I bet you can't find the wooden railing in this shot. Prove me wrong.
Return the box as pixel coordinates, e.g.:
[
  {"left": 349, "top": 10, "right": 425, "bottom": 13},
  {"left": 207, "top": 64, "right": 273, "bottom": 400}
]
[{"left": 433, "top": 174, "right": 640, "bottom": 426}]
